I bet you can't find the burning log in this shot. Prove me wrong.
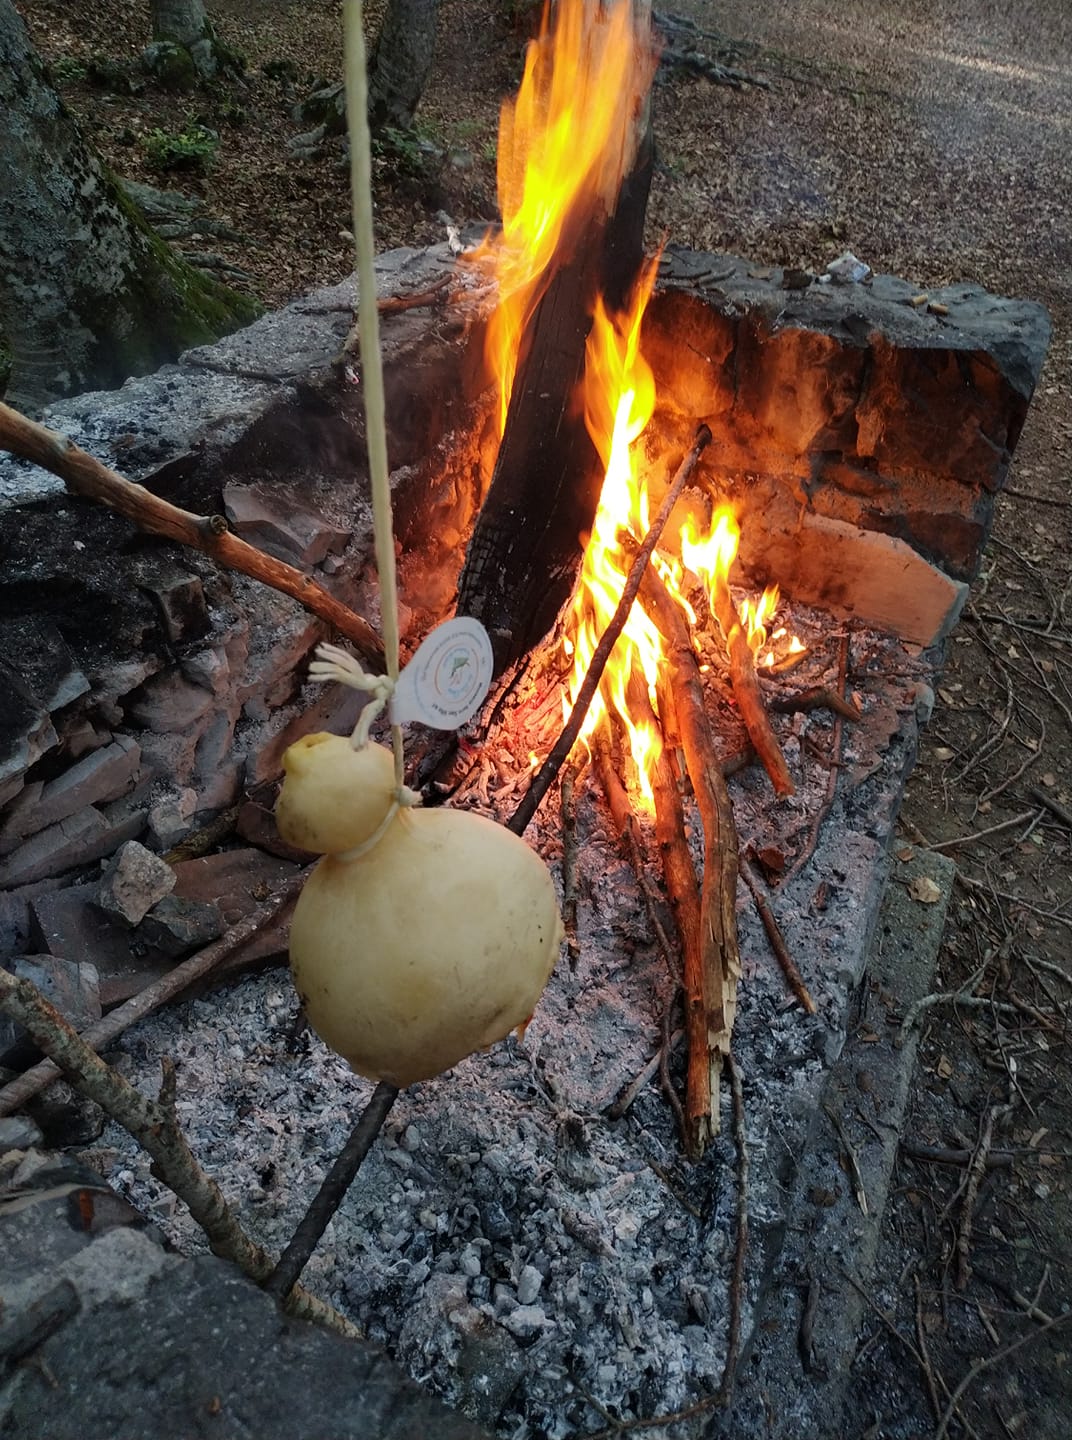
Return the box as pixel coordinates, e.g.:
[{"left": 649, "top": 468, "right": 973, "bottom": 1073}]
[
  {"left": 639, "top": 569, "right": 741, "bottom": 1156},
  {"left": 456, "top": 2, "right": 657, "bottom": 674},
  {"left": 508, "top": 423, "right": 711, "bottom": 834}
]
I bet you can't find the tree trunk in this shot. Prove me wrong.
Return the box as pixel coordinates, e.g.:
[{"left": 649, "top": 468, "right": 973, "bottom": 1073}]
[
  {"left": 368, "top": 0, "right": 440, "bottom": 131},
  {"left": 0, "top": 0, "right": 259, "bottom": 413},
  {"left": 150, "top": 0, "right": 211, "bottom": 49}
]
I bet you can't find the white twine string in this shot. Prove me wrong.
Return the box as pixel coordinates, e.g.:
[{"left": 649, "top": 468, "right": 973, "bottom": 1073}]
[{"left": 342, "top": 0, "right": 404, "bottom": 793}]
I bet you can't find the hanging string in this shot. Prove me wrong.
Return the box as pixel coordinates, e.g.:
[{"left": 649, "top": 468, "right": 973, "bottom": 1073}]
[{"left": 343, "top": 0, "right": 405, "bottom": 793}]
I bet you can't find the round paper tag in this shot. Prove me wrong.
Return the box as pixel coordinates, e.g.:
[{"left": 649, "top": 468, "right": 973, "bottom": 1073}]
[{"left": 389, "top": 618, "right": 494, "bottom": 730}]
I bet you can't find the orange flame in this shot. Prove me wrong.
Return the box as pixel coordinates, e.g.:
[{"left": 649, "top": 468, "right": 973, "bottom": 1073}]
[
  {"left": 682, "top": 512, "right": 803, "bottom": 667},
  {"left": 564, "top": 255, "right": 662, "bottom": 803},
  {"left": 475, "top": 0, "right": 655, "bottom": 433}
]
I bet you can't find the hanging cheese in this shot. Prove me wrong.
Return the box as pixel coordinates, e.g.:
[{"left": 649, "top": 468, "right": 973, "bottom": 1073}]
[{"left": 277, "top": 736, "right": 562, "bottom": 1086}]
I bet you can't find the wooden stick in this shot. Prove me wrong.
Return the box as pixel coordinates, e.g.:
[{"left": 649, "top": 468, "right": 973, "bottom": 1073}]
[
  {"left": 0, "top": 968, "right": 360, "bottom": 1341},
  {"left": 507, "top": 423, "right": 712, "bottom": 835},
  {"left": 1029, "top": 786, "right": 1072, "bottom": 830},
  {"left": 264, "top": 1079, "right": 400, "bottom": 1301},
  {"left": 768, "top": 687, "right": 862, "bottom": 722},
  {"left": 633, "top": 677, "right": 707, "bottom": 1153},
  {"left": 0, "top": 872, "right": 307, "bottom": 1118},
  {"left": 640, "top": 570, "right": 741, "bottom": 1155},
  {"left": 708, "top": 559, "right": 794, "bottom": 795},
  {"left": 782, "top": 632, "right": 849, "bottom": 885},
  {"left": 739, "top": 851, "right": 817, "bottom": 1014},
  {"left": 0, "top": 400, "right": 383, "bottom": 666}
]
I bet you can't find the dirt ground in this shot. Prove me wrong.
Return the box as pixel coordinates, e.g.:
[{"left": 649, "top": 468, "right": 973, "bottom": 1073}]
[{"left": 17, "top": 0, "right": 1072, "bottom": 1435}]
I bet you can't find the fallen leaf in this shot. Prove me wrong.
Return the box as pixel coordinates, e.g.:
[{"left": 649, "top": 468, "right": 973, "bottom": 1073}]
[
  {"left": 936, "top": 1053, "right": 954, "bottom": 1078},
  {"left": 1042, "top": 772, "right": 1057, "bottom": 788},
  {"left": 909, "top": 875, "right": 942, "bottom": 904},
  {"left": 938, "top": 688, "right": 957, "bottom": 706},
  {"left": 896, "top": 845, "right": 915, "bottom": 861},
  {"left": 933, "top": 746, "right": 955, "bottom": 761}
]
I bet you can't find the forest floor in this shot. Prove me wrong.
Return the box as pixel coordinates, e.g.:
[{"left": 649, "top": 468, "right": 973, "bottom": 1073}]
[{"left": 19, "top": 0, "right": 1072, "bottom": 1436}]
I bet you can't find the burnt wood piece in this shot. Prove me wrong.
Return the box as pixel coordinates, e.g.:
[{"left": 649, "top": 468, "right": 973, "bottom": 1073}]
[
  {"left": 640, "top": 570, "right": 742, "bottom": 1157},
  {"left": 456, "top": 126, "right": 655, "bottom": 675}
]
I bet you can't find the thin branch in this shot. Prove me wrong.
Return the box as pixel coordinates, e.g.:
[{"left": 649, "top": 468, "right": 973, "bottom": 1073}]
[
  {"left": 265, "top": 1080, "right": 400, "bottom": 1301},
  {"left": 0, "top": 873, "right": 307, "bottom": 1117},
  {"left": 956, "top": 1101, "right": 1014, "bottom": 1290},
  {"left": 783, "top": 633, "right": 849, "bottom": 885},
  {"left": 933, "top": 1311, "right": 1072, "bottom": 1440},
  {"left": 0, "top": 968, "right": 359, "bottom": 1340},
  {"left": 739, "top": 852, "right": 817, "bottom": 1013},
  {"left": 507, "top": 423, "right": 712, "bottom": 835},
  {"left": 925, "top": 809, "right": 1042, "bottom": 853},
  {"left": 0, "top": 400, "right": 383, "bottom": 665}
]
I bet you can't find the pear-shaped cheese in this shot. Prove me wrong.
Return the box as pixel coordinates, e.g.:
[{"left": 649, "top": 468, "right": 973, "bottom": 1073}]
[
  {"left": 276, "top": 734, "right": 396, "bottom": 855},
  {"left": 288, "top": 807, "right": 562, "bottom": 1085}
]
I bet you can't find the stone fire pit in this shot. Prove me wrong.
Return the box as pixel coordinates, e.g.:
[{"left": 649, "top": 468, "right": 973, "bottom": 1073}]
[{"left": 0, "top": 244, "right": 1049, "bottom": 1437}]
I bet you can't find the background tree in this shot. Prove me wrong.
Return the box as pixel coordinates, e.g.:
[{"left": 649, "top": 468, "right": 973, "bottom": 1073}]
[
  {"left": 150, "top": 0, "right": 212, "bottom": 49},
  {"left": 142, "top": 0, "right": 241, "bottom": 85},
  {"left": 368, "top": 0, "right": 440, "bottom": 132},
  {"left": 294, "top": 0, "right": 441, "bottom": 141},
  {"left": 0, "top": 0, "right": 258, "bottom": 413}
]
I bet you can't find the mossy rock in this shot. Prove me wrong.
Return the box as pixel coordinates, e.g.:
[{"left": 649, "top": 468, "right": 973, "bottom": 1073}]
[
  {"left": 293, "top": 81, "right": 346, "bottom": 137},
  {"left": 141, "top": 41, "right": 197, "bottom": 91}
]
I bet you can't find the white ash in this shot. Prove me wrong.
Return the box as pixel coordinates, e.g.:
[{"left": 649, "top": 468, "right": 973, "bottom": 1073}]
[{"left": 87, "top": 617, "right": 929, "bottom": 1437}]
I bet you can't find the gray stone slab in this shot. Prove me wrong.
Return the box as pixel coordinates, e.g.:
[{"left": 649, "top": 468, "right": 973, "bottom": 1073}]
[
  {"left": 0, "top": 1151, "right": 489, "bottom": 1440},
  {"left": 0, "top": 955, "right": 101, "bottom": 1067},
  {"left": 29, "top": 884, "right": 173, "bottom": 1008},
  {"left": 718, "top": 846, "right": 957, "bottom": 1439},
  {"left": 0, "top": 736, "right": 140, "bottom": 855}
]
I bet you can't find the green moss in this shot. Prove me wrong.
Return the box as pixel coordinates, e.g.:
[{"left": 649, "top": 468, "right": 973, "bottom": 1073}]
[{"left": 80, "top": 162, "right": 263, "bottom": 389}]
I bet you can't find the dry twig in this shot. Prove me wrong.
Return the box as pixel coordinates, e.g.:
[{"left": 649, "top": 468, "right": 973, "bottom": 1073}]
[
  {"left": 932, "top": 1311, "right": 1072, "bottom": 1440},
  {"left": 0, "top": 874, "right": 307, "bottom": 1117},
  {"left": 956, "top": 1098, "right": 1014, "bottom": 1290},
  {"left": 739, "top": 851, "right": 817, "bottom": 1013},
  {"left": 782, "top": 633, "right": 850, "bottom": 885},
  {"left": 707, "top": 560, "right": 794, "bottom": 796},
  {"left": 641, "top": 571, "right": 741, "bottom": 1156},
  {"left": 0, "top": 968, "right": 359, "bottom": 1340}
]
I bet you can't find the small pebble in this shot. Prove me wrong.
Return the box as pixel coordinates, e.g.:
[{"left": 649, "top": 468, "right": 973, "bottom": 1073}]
[{"left": 517, "top": 1264, "right": 543, "bottom": 1305}]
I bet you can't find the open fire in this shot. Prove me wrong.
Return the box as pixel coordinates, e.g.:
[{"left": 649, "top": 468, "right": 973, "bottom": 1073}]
[
  {"left": 472, "top": 0, "right": 803, "bottom": 810},
  {"left": 0, "top": 0, "right": 1051, "bottom": 1433}
]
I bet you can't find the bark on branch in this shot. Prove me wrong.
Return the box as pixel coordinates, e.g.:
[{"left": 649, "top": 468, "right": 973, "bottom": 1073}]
[
  {"left": 0, "top": 400, "right": 383, "bottom": 666},
  {"left": 0, "top": 966, "right": 360, "bottom": 1340}
]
